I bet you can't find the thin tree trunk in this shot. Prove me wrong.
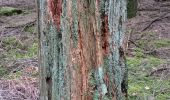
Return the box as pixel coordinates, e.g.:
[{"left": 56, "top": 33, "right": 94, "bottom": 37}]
[
  {"left": 38, "top": 0, "right": 127, "bottom": 100},
  {"left": 127, "top": 0, "right": 138, "bottom": 18}
]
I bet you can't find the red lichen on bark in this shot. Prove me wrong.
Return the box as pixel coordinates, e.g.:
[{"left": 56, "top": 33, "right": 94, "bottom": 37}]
[
  {"left": 79, "top": 26, "right": 87, "bottom": 95},
  {"left": 78, "top": 22, "right": 93, "bottom": 100},
  {"left": 101, "top": 16, "right": 109, "bottom": 56},
  {"left": 104, "top": 73, "right": 109, "bottom": 89},
  {"left": 94, "top": 0, "right": 105, "bottom": 67},
  {"left": 68, "top": 1, "right": 92, "bottom": 99},
  {"left": 70, "top": 22, "right": 92, "bottom": 99},
  {"left": 48, "top": 0, "right": 62, "bottom": 30},
  {"left": 94, "top": 28, "right": 103, "bottom": 67},
  {"left": 69, "top": 1, "right": 111, "bottom": 99}
]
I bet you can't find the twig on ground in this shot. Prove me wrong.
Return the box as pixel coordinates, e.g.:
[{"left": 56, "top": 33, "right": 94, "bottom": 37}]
[
  {"left": 128, "top": 40, "right": 142, "bottom": 49},
  {"left": 144, "top": 50, "right": 157, "bottom": 55},
  {"left": 138, "top": 8, "right": 159, "bottom": 11},
  {"left": 0, "top": 20, "right": 4, "bottom": 23},
  {"left": 0, "top": 78, "right": 39, "bottom": 100},
  {"left": 131, "top": 13, "right": 170, "bottom": 42},
  {"left": 125, "top": 29, "right": 133, "bottom": 51},
  {"left": 149, "top": 67, "right": 170, "bottom": 76},
  {"left": 5, "top": 20, "right": 36, "bottom": 29},
  {"left": 141, "top": 12, "right": 169, "bottom": 32},
  {"left": 155, "top": 88, "right": 170, "bottom": 95},
  {"left": 22, "top": 20, "right": 36, "bottom": 32}
]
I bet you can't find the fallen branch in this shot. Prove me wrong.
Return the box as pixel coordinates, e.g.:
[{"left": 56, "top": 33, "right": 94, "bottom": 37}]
[
  {"left": 149, "top": 67, "right": 170, "bottom": 76},
  {"left": 131, "top": 13, "right": 170, "bottom": 41},
  {"left": 128, "top": 40, "right": 142, "bottom": 49},
  {"left": 0, "top": 20, "right": 4, "bottom": 23},
  {"left": 144, "top": 50, "right": 157, "bottom": 55},
  {"left": 161, "top": 2, "right": 170, "bottom": 7},
  {"left": 138, "top": 8, "right": 159, "bottom": 11},
  {"left": 125, "top": 29, "right": 133, "bottom": 51},
  {"left": 5, "top": 20, "right": 36, "bottom": 29},
  {"left": 22, "top": 21, "right": 36, "bottom": 32},
  {"left": 141, "top": 12, "right": 169, "bottom": 32},
  {"left": 155, "top": 88, "right": 170, "bottom": 96}
]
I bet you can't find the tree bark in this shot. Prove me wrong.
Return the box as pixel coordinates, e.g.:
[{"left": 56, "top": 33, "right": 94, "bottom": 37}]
[{"left": 38, "top": 0, "right": 127, "bottom": 100}]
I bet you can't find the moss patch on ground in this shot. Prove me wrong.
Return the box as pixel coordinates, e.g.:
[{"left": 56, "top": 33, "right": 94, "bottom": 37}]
[
  {"left": 128, "top": 48, "right": 170, "bottom": 100},
  {"left": 137, "top": 38, "right": 170, "bottom": 50},
  {"left": 0, "top": 7, "right": 22, "bottom": 16},
  {"left": 1, "top": 37, "right": 27, "bottom": 51},
  {"left": 0, "top": 66, "right": 8, "bottom": 77},
  {"left": 0, "top": 35, "right": 38, "bottom": 77},
  {"left": 1, "top": 36, "right": 38, "bottom": 60},
  {"left": 23, "top": 25, "right": 36, "bottom": 33}
]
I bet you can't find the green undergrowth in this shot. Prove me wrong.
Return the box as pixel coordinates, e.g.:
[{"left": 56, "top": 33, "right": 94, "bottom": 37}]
[
  {"left": 137, "top": 38, "right": 170, "bottom": 49},
  {"left": 133, "top": 31, "right": 170, "bottom": 51},
  {"left": 9, "top": 42, "right": 38, "bottom": 59},
  {"left": 1, "top": 37, "right": 27, "bottom": 51},
  {"left": 24, "top": 26, "right": 34, "bottom": 33},
  {"left": 0, "top": 66, "right": 8, "bottom": 77},
  {"left": 0, "top": 36, "right": 38, "bottom": 78},
  {"left": 153, "top": 39, "right": 170, "bottom": 48},
  {"left": 1, "top": 37, "right": 38, "bottom": 59},
  {"left": 24, "top": 25, "right": 36, "bottom": 33},
  {"left": 127, "top": 48, "right": 170, "bottom": 100},
  {"left": 3, "top": 71, "right": 23, "bottom": 79},
  {"left": 0, "top": 7, "right": 22, "bottom": 16},
  {"left": 3, "top": 69, "right": 38, "bottom": 79}
]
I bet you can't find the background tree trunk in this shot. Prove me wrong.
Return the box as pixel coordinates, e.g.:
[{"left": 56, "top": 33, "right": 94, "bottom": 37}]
[
  {"left": 38, "top": 0, "right": 127, "bottom": 100},
  {"left": 127, "top": 0, "right": 138, "bottom": 18}
]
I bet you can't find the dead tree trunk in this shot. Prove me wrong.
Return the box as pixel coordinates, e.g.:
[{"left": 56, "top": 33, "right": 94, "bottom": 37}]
[{"left": 38, "top": 0, "right": 127, "bottom": 100}]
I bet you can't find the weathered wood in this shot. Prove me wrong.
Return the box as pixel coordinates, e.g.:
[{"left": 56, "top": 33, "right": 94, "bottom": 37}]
[{"left": 38, "top": 0, "right": 127, "bottom": 100}]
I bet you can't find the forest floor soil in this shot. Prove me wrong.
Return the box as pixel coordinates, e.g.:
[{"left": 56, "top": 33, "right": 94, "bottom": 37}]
[
  {"left": 0, "top": 0, "right": 39, "bottom": 99},
  {"left": 128, "top": 0, "right": 170, "bottom": 75},
  {"left": 127, "top": 0, "right": 170, "bottom": 99}
]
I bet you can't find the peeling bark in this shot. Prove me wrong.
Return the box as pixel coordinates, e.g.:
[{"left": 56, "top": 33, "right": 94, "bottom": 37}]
[{"left": 38, "top": 0, "right": 127, "bottom": 100}]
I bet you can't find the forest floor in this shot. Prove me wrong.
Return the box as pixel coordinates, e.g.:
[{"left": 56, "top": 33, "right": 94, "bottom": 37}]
[
  {"left": 0, "top": 0, "right": 39, "bottom": 99},
  {"left": 127, "top": 0, "right": 170, "bottom": 99},
  {"left": 0, "top": 0, "right": 170, "bottom": 100}
]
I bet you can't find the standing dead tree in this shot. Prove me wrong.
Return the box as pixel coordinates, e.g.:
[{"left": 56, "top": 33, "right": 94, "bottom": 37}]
[{"left": 38, "top": 0, "right": 127, "bottom": 100}]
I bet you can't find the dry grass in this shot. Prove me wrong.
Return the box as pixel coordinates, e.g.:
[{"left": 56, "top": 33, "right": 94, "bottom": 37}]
[{"left": 0, "top": 77, "right": 39, "bottom": 100}]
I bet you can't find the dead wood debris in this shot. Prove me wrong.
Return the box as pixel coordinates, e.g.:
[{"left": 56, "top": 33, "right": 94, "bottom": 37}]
[
  {"left": 0, "top": 20, "right": 4, "bottom": 23},
  {"left": 155, "top": 88, "right": 170, "bottom": 96},
  {"left": 5, "top": 20, "right": 36, "bottom": 29},
  {"left": 148, "top": 67, "right": 170, "bottom": 76},
  {"left": 141, "top": 12, "right": 169, "bottom": 32}
]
